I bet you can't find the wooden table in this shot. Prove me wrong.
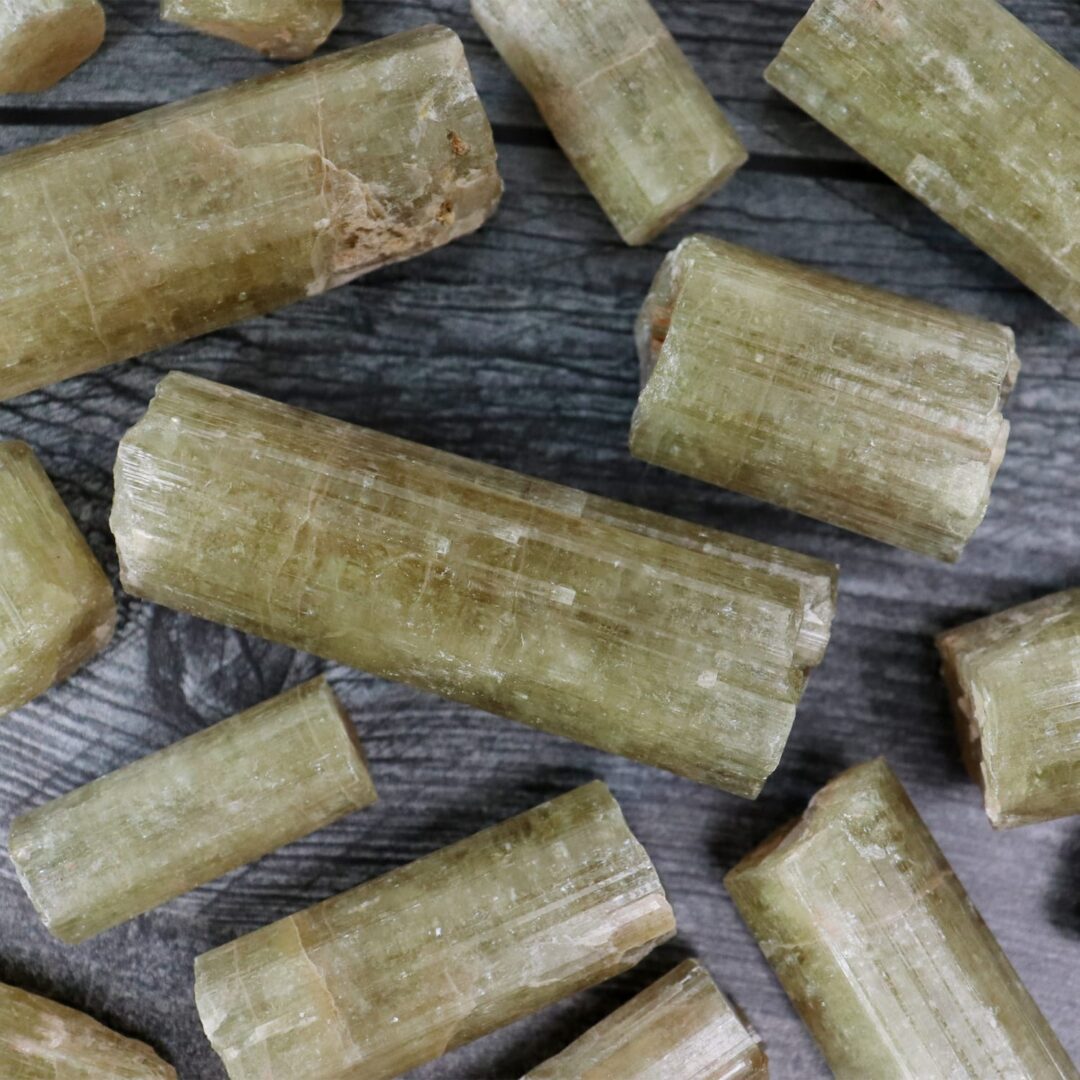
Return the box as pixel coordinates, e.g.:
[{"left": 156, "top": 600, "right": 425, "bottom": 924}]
[{"left": 1, "top": 2, "right": 1077, "bottom": 1076}]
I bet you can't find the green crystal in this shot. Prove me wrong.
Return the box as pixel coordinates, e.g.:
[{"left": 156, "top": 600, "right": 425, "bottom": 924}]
[
  {"left": 0, "top": 441, "right": 115, "bottom": 719},
  {"left": 194, "top": 781, "right": 676, "bottom": 1080},
  {"left": 162, "top": 0, "right": 339, "bottom": 58},
  {"left": 725, "top": 759, "right": 1078, "bottom": 1079},
  {"left": 524, "top": 958, "right": 766, "bottom": 1080},
  {"left": 766, "top": 0, "right": 1080, "bottom": 326},
  {"left": 9, "top": 676, "right": 377, "bottom": 943},
  {"left": 938, "top": 590, "right": 1080, "bottom": 829},
  {"left": 0, "top": 26, "right": 502, "bottom": 402},
  {"left": 630, "top": 235, "right": 1018, "bottom": 561},
  {"left": 111, "top": 373, "right": 838, "bottom": 797},
  {"left": 471, "top": 0, "right": 746, "bottom": 245},
  {"left": 1, "top": 982, "right": 176, "bottom": 1079},
  {"left": 0, "top": 0, "right": 104, "bottom": 93}
]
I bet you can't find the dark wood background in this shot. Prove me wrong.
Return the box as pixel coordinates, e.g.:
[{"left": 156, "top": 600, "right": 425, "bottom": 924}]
[{"left": 1, "top": 2, "right": 1078, "bottom": 1076}]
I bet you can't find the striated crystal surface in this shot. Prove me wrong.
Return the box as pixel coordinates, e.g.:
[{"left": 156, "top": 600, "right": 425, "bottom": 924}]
[
  {"left": 0, "top": 26, "right": 502, "bottom": 402},
  {"left": 766, "top": 0, "right": 1080, "bottom": 326},
  {"left": 725, "top": 759, "right": 1079, "bottom": 1080},
  {"left": 0, "top": 441, "right": 115, "bottom": 719},
  {"left": 0, "top": 982, "right": 176, "bottom": 1078},
  {"left": 0, "top": 0, "right": 104, "bottom": 93},
  {"left": 162, "top": 0, "right": 339, "bottom": 59},
  {"left": 938, "top": 590, "right": 1080, "bottom": 829},
  {"left": 9, "top": 676, "right": 377, "bottom": 943},
  {"left": 112, "top": 373, "right": 838, "bottom": 797},
  {"left": 630, "top": 235, "right": 1018, "bottom": 562},
  {"left": 194, "top": 781, "right": 676, "bottom": 1080},
  {"left": 523, "top": 958, "right": 767, "bottom": 1080},
  {"left": 471, "top": 0, "right": 746, "bottom": 246}
]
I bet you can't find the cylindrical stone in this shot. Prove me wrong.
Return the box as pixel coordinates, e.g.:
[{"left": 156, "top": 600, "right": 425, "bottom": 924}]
[
  {"left": 0, "top": 0, "right": 104, "bottom": 93},
  {"left": 162, "top": 0, "right": 340, "bottom": 59}
]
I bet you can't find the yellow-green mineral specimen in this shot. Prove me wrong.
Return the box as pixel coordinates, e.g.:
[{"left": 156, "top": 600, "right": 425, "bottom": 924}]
[
  {"left": 194, "top": 781, "right": 676, "bottom": 1080},
  {"left": 0, "top": 0, "right": 104, "bottom": 93},
  {"left": 766, "top": 0, "right": 1080, "bottom": 326},
  {"left": 726, "top": 759, "right": 1079, "bottom": 1080},
  {"left": 471, "top": 0, "right": 746, "bottom": 245},
  {"left": 524, "top": 958, "right": 767, "bottom": 1080},
  {"left": 0, "top": 26, "right": 502, "bottom": 401},
  {"left": 0, "top": 982, "right": 176, "bottom": 1078},
  {"left": 0, "top": 441, "right": 115, "bottom": 719},
  {"left": 162, "top": 0, "right": 339, "bottom": 59},
  {"left": 9, "top": 676, "right": 376, "bottom": 943},
  {"left": 111, "top": 373, "right": 839, "bottom": 797},
  {"left": 630, "top": 236, "right": 1018, "bottom": 561},
  {"left": 939, "top": 590, "right": 1080, "bottom": 829}
]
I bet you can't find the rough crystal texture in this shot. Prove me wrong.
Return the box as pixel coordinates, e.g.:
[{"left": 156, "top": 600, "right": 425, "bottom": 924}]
[
  {"left": 471, "top": 0, "right": 746, "bottom": 246},
  {"left": 194, "top": 781, "right": 676, "bottom": 1080},
  {"left": 0, "top": 0, "right": 104, "bottom": 93},
  {"left": 766, "top": 0, "right": 1080, "bottom": 326},
  {"left": 523, "top": 958, "right": 767, "bottom": 1080},
  {"left": 0, "top": 441, "right": 115, "bottom": 719},
  {"left": 112, "top": 373, "right": 838, "bottom": 797},
  {"left": 938, "top": 590, "right": 1080, "bottom": 829},
  {"left": 0, "top": 26, "right": 502, "bottom": 402},
  {"left": 0, "top": 982, "right": 176, "bottom": 1078},
  {"left": 162, "top": 0, "right": 339, "bottom": 59},
  {"left": 9, "top": 676, "right": 377, "bottom": 943},
  {"left": 630, "top": 235, "right": 1018, "bottom": 562},
  {"left": 725, "top": 759, "right": 1079, "bottom": 1080}
]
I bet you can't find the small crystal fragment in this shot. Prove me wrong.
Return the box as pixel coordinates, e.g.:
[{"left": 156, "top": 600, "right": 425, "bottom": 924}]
[
  {"left": 766, "top": 0, "right": 1080, "bottom": 326},
  {"left": 194, "top": 781, "right": 676, "bottom": 1080},
  {"left": 725, "top": 759, "right": 1079, "bottom": 1079},
  {"left": 0, "top": 982, "right": 176, "bottom": 1078},
  {"left": 9, "top": 676, "right": 377, "bottom": 943},
  {"left": 523, "top": 958, "right": 767, "bottom": 1080},
  {"left": 938, "top": 590, "right": 1080, "bottom": 829},
  {"left": 471, "top": 0, "right": 747, "bottom": 245},
  {"left": 0, "top": 0, "right": 104, "bottom": 93},
  {"left": 0, "top": 26, "right": 502, "bottom": 402},
  {"left": 162, "top": 0, "right": 339, "bottom": 59},
  {"left": 630, "top": 235, "right": 1018, "bottom": 561},
  {"left": 0, "top": 441, "right": 115, "bottom": 718},
  {"left": 111, "top": 373, "right": 839, "bottom": 797}
]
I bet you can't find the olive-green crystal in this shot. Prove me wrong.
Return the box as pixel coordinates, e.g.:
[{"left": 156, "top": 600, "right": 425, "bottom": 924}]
[
  {"left": 9, "top": 676, "right": 376, "bottom": 943},
  {"left": 0, "top": 25, "right": 502, "bottom": 402},
  {"left": 523, "top": 958, "right": 767, "bottom": 1080},
  {"left": 471, "top": 0, "right": 746, "bottom": 245},
  {"left": 162, "top": 0, "right": 339, "bottom": 58},
  {"left": 766, "top": 0, "right": 1080, "bottom": 326},
  {"left": 194, "top": 781, "right": 676, "bottom": 1080},
  {"left": 938, "top": 590, "right": 1080, "bottom": 829},
  {"left": 111, "top": 373, "right": 838, "bottom": 796},
  {"left": 0, "top": 0, "right": 104, "bottom": 93},
  {"left": 726, "top": 759, "right": 1078, "bottom": 1080},
  {"left": 630, "top": 235, "right": 1018, "bottom": 561},
  {"left": 1, "top": 982, "right": 176, "bottom": 1079},
  {"left": 0, "top": 441, "right": 115, "bottom": 719}
]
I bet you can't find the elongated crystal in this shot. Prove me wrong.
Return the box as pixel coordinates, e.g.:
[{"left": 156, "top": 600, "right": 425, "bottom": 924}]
[
  {"left": 0, "top": 982, "right": 176, "bottom": 1078},
  {"left": 471, "top": 0, "right": 746, "bottom": 246},
  {"left": 195, "top": 781, "right": 676, "bottom": 1080},
  {"left": 9, "top": 676, "right": 376, "bottom": 943},
  {"left": 0, "top": 26, "right": 501, "bottom": 402},
  {"left": 0, "top": 0, "right": 104, "bottom": 93},
  {"left": 725, "top": 759, "right": 1078, "bottom": 1080},
  {"left": 162, "top": 0, "right": 339, "bottom": 59},
  {"left": 767, "top": 0, "right": 1080, "bottom": 326},
  {"left": 523, "top": 958, "right": 766, "bottom": 1080},
  {"left": 112, "top": 373, "right": 838, "bottom": 797},
  {"left": 0, "top": 441, "right": 115, "bottom": 719},
  {"left": 938, "top": 590, "right": 1080, "bottom": 829},
  {"left": 630, "top": 235, "right": 1018, "bottom": 562}
]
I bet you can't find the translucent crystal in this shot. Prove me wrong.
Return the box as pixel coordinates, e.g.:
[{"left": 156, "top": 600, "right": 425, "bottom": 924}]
[
  {"left": 0, "top": 0, "right": 104, "bottom": 92},
  {"left": 162, "top": 0, "right": 339, "bottom": 59},
  {"left": 630, "top": 235, "right": 1018, "bottom": 561},
  {"left": 111, "top": 373, "right": 839, "bottom": 797},
  {"left": 725, "top": 759, "right": 1078, "bottom": 1079},
  {"left": 194, "top": 781, "right": 676, "bottom": 1080}
]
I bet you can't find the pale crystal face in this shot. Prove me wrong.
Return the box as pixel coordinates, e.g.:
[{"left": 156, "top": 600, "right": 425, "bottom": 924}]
[
  {"left": 161, "top": 0, "right": 340, "bottom": 59},
  {"left": 0, "top": 0, "right": 104, "bottom": 93}
]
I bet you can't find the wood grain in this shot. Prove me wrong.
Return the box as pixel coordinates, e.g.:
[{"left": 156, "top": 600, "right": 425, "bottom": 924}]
[{"left": 0, "top": 2, "right": 1078, "bottom": 1078}]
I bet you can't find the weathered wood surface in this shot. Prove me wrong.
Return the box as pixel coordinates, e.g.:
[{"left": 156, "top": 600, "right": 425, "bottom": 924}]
[{"left": 0, "top": 3, "right": 1077, "bottom": 1078}]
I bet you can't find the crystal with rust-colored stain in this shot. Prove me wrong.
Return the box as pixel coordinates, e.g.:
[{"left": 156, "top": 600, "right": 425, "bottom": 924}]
[
  {"left": 0, "top": 0, "right": 104, "bottom": 92},
  {"left": 162, "top": 0, "right": 339, "bottom": 59}
]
